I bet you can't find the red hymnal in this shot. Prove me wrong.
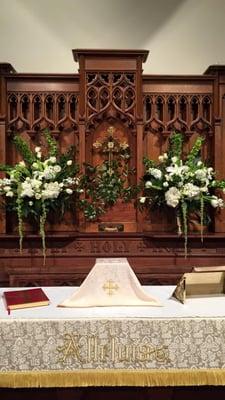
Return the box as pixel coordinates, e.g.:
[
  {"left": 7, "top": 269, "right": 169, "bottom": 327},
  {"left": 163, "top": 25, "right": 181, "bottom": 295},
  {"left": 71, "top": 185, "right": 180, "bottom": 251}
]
[{"left": 3, "top": 288, "right": 50, "bottom": 314}]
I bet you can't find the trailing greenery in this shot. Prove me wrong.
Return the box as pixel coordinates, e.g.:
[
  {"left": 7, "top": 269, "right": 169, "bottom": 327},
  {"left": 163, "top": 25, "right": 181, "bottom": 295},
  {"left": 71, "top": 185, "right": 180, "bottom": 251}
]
[
  {"left": 139, "top": 132, "right": 225, "bottom": 257},
  {"left": 0, "top": 129, "right": 81, "bottom": 263}
]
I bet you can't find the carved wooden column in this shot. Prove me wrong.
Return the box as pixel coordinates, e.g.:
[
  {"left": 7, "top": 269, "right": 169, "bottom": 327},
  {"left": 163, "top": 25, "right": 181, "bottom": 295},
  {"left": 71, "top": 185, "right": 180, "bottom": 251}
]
[
  {"left": 72, "top": 49, "right": 149, "bottom": 233},
  {"left": 205, "top": 66, "right": 225, "bottom": 232},
  {"left": 0, "top": 63, "right": 16, "bottom": 233}
]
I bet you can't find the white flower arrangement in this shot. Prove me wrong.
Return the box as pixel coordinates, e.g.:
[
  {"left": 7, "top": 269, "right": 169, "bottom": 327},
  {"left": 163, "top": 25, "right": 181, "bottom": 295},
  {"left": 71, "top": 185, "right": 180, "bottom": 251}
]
[
  {"left": 0, "top": 129, "right": 81, "bottom": 263},
  {"left": 139, "top": 132, "right": 225, "bottom": 256}
]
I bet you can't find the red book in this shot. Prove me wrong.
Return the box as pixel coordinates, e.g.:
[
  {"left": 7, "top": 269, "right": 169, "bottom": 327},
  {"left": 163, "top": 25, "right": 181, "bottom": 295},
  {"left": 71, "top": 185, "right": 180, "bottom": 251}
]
[{"left": 3, "top": 288, "right": 50, "bottom": 314}]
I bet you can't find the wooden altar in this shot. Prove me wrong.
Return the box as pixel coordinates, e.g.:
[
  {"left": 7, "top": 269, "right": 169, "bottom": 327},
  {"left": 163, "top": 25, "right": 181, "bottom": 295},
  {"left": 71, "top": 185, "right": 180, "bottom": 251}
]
[{"left": 1, "top": 50, "right": 225, "bottom": 287}]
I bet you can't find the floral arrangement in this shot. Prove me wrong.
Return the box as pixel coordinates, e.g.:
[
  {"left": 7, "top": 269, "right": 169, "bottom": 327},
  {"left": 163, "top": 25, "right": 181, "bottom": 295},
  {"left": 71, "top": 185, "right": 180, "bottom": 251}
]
[
  {"left": 139, "top": 132, "right": 225, "bottom": 256},
  {"left": 0, "top": 129, "right": 81, "bottom": 263},
  {"left": 79, "top": 126, "right": 135, "bottom": 221}
]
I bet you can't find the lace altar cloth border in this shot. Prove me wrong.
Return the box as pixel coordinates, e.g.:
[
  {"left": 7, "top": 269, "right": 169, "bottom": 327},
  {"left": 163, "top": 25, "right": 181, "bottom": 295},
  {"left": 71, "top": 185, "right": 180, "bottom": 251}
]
[
  {"left": 1, "top": 286, "right": 225, "bottom": 387},
  {"left": 1, "top": 317, "right": 225, "bottom": 387}
]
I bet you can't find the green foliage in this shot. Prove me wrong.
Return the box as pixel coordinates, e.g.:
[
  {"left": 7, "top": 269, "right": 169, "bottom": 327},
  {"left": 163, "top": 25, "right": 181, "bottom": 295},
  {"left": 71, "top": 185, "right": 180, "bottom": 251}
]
[
  {"left": 168, "top": 131, "right": 183, "bottom": 159},
  {"left": 43, "top": 128, "right": 58, "bottom": 157},
  {"left": 0, "top": 129, "right": 81, "bottom": 263},
  {"left": 139, "top": 131, "right": 225, "bottom": 257},
  {"left": 79, "top": 130, "right": 136, "bottom": 221},
  {"left": 13, "top": 135, "right": 36, "bottom": 165}
]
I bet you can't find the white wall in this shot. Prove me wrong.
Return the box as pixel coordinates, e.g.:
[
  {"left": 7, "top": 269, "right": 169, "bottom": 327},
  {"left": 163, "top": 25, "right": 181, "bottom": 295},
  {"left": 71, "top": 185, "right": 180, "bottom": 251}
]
[{"left": 0, "top": 0, "right": 225, "bottom": 74}]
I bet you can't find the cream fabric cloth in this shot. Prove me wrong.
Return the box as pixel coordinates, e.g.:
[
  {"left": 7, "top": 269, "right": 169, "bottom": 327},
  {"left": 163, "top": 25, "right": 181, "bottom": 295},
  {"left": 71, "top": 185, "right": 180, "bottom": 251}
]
[{"left": 59, "top": 258, "right": 161, "bottom": 307}]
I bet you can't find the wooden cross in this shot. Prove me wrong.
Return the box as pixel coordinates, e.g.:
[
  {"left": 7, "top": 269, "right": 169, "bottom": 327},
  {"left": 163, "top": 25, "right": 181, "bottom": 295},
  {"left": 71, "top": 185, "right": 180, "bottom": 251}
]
[{"left": 102, "top": 280, "right": 119, "bottom": 296}]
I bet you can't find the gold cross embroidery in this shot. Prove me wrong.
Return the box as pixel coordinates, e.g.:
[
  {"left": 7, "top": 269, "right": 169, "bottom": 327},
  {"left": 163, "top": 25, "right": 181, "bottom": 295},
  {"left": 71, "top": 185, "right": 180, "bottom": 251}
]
[{"left": 102, "top": 280, "right": 119, "bottom": 296}]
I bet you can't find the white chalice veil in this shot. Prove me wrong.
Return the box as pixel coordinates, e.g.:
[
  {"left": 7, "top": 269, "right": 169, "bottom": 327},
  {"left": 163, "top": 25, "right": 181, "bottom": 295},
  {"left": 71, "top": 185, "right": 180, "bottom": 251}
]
[{"left": 59, "top": 258, "right": 161, "bottom": 307}]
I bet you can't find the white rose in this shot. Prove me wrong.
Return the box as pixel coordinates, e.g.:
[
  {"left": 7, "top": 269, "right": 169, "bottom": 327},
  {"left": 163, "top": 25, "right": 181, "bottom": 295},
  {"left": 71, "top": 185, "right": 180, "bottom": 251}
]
[
  {"left": 158, "top": 155, "right": 164, "bottom": 163},
  {"left": 139, "top": 197, "right": 146, "bottom": 204},
  {"left": 163, "top": 181, "right": 169, "bottom": 187},
  {"left": 49, "top": 156, "right": 57, "bottom": 164},
  {"left": 54, "top": 165, "right": 61, "bottom": 173},
  {"left": 171, "top": 156, "right": 178, "bottom": 163},
  {"left": 145, "top": 181, "right": 152, "bottom": 188},
  {"left": 35, "top": 193, "right": 42, "bottom": 200},
  {"left": 66, "top": 188, "right": 73, "bottom": 194},
  {"left": 36, "top": 152, "right": 42, "bottom": 159},
  {"left": 19, "top": 161, "right": 25, "bottom": 166},
  {"left": 211, "top": 199, "right": 218, "bottom": 208},
  {"left": 35, "top": 146, "right": 41, "bottom": 153},
  {"left": 197, "top": 161, "right": 202, "bottom": 167},
  {"left": 165, "top": 187, "right": 181, "bottom": 208},
  {"left": 67, "top": 160, "right": 73, "bottom": 166}
]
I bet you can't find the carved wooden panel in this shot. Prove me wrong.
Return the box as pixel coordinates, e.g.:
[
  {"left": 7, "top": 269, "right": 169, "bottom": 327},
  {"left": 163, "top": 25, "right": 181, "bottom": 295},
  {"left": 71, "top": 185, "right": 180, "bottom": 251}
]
[{"left": 0, "top": 53, "right": 225, "bottom": 287}]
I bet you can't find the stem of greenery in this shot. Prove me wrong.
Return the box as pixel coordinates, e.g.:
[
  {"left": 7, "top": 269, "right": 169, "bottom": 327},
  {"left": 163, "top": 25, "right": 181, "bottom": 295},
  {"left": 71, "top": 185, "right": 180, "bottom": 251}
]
[
  {"left": 39, "top": 200, "right": 47, "bottom": 265},
  {"left": 168, "top": 132, "right": 183, "bottom": 159},
  {"left": 43, "top": 129, "right": 58, "bottom": 157},
  {"left": 16, "top": 197, "right": 23, "bottom": 254},
  {"left": 200, "top": 195, "right": 204, "bottom": 243},
  {"left": 13, "top": 135, "right": 36, "bottom": 165},
  {"left": 181, "top": 201, "right": 188, "bottom": 258}
]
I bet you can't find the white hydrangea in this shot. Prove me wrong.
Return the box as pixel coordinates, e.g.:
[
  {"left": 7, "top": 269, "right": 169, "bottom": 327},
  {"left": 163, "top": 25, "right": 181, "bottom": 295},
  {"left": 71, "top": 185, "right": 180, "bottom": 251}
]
[
  {"left": 182, "top": 183, "right": 201, "bottom": 198},
  {"left": 21, "top": 181, "right": 34, "bottom": 198},
  {"left": 0, "top": 178, "right": 11, "bottom": 186},
  {"left": 67, "top": 160, "right": 73, "bottom": 166},
  {"left": 42, "top": 182, "right": 61, "bottom": 199},
  {"left": 163, "top": 181, "right": 169, "bottom": 187},
  {"left": 30, "top": 179, "right": 42, "bottom": 189},
  {"left": 165, "top": 187, "right": 181, "bottom": 208},
  {"left": 195, "top": 169, "right": 207, "bottom": 181},
  {"left": 148, "top": 168, "right": 162, "bottom": 180}
]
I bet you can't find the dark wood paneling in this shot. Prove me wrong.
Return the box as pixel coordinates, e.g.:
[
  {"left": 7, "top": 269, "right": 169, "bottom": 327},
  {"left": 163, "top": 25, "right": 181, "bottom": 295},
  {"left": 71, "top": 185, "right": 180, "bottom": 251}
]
[{"left": 1, "top": 51, "right": 225, "bottom": 286}]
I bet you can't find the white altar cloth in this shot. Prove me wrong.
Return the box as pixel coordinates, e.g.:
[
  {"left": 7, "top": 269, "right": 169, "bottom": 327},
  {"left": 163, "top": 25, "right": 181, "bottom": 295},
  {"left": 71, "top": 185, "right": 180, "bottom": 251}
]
[
  {"left": 1, "top": 285, "right": 225, "bottom": 319},
  {"left": 1, "top": 286, "right": 225, "bottom": 388}
]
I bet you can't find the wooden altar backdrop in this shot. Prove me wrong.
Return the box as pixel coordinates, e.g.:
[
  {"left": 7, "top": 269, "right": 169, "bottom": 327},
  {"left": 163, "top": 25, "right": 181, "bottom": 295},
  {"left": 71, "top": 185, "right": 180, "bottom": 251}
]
[{"left": 0, "top": 49, "right": 225, "bottom": 287}]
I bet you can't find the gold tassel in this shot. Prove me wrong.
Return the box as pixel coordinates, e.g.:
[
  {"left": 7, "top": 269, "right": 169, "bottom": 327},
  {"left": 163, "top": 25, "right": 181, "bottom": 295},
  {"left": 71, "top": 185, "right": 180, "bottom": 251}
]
[{"left": 1, "top": 369, "right": 225, "bottom": 388}]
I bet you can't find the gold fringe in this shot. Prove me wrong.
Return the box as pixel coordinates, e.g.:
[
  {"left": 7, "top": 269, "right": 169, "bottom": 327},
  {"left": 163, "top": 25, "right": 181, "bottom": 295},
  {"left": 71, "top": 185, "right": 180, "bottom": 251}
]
[{"left": 1, "top": 369, "right": 225, "bottom": 388}]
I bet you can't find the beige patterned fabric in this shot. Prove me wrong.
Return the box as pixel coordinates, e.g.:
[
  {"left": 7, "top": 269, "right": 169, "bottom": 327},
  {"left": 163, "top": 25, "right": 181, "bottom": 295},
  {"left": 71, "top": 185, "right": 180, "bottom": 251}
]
[
  {"left": 59, "top": 258, "right": 161, "bottom": 307},
  {"left": 1, "top": 317, "right": 225, "bottom": 372}
]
